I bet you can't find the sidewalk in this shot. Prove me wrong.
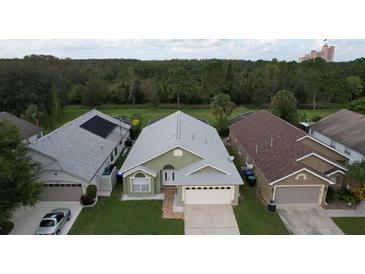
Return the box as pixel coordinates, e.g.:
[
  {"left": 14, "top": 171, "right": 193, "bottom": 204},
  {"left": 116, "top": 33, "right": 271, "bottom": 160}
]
[{"left": 326, "top": 201, "right": 365, "bottom": 217}]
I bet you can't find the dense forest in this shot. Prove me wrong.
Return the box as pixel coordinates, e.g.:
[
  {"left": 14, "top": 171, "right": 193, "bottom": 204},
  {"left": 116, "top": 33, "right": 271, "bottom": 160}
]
[{"left": 1, "top": 54, "right": 365, "bottom": 119}]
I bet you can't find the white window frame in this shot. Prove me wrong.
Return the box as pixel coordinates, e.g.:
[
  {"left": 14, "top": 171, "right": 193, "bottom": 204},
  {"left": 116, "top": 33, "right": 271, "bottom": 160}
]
[
  {"left": 130, "top": 177, "right": 151, "bottom": 193},
  {"left": 344, "top": 147, "right": 351, "bottom": 155}
]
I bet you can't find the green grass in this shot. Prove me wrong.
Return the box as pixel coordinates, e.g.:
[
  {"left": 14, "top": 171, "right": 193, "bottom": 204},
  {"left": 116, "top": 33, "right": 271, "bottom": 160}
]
[
  {"left": 69, "top": 184, "right": 184, "bottom": 235},
  {"left": 332, "top": 217, "right": 365, "bottom": 235},
  {"left": 57, "top": 104, "right": 341, "bottom": 129},
  {"left": 57, "top": 104, "right": 255, "bottom": 128},
  {"left": 233, "top": 186, "right": 288, "bottom": 235}
]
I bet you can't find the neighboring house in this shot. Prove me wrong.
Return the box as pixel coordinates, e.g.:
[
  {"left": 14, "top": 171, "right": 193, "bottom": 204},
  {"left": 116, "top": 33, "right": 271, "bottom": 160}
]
[
  {"left": 120, "top": 111, "right": 243, "bottom": 206},
  {"left": 309, "top": 109, "right": 365, "bottom": 164},
  {"left": 0, "top": 111, "right": 42, "bottom": 144},
  {"left": 29, "top": 109, "right": 130, "bottom": 201},
  {"left": 229, "top": 110, "right": 349, "bottom": 205}
]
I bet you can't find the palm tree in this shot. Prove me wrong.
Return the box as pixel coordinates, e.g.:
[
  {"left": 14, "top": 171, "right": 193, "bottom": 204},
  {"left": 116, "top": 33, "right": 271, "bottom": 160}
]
[{"left": 22, "top": 104, "right": 41, "bottom": 127}]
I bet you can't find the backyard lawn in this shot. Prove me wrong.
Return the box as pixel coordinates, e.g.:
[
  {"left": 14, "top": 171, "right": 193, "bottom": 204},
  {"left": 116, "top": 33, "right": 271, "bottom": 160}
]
[
  {"left": 69, "top": 184, "right": 184, "bottom": 235},
  {"left": 57, "top": 104, "right": 340, "bottom": 129},
  {"left": 332, "top": 217, "right": 365, "bottom": 235},
  {"left": 233, "top": 186, "right": 288, "bottom": 235}
]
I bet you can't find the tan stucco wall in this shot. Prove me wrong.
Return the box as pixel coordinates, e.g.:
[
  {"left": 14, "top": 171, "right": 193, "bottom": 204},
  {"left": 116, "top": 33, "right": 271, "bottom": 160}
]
[
  {"left": 299, "top": 155, "right": 337, "bottom": 173},
  {"left": 300, "top": 138, "right": 348, "bottom": 165}
]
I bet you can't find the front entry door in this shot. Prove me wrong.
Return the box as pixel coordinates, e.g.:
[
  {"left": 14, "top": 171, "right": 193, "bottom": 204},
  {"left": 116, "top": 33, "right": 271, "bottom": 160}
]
[{"left": 163, "top": 169, "right": 175, "bottom": 185}]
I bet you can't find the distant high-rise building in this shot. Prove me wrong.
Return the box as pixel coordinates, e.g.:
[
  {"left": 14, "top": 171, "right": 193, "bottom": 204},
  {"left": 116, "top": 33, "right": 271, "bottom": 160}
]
[{"left": 298, "top": 41, "right": 335, "bottom": 63}]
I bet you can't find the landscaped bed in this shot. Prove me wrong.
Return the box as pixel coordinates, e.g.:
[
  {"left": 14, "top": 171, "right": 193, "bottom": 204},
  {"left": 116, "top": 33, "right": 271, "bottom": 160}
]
[
  {"left": 233, "top": 185, "right": 288, "bottom": 235},
  {"left": 69, "top": 184, "right": 184, "bottom": 235},
  {"left": 332, "top": 217, "right": 365, "bottom": 235}
]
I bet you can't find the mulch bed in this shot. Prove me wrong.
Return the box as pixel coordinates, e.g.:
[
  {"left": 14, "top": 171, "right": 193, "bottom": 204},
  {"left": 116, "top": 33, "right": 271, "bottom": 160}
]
[{"left": 324, "top": 200, "right": 358, "bottom": 210}]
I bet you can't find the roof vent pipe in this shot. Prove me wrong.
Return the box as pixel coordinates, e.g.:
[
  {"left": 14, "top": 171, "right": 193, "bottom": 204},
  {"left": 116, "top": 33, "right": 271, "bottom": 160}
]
[
  {"left": 255, "top": 145, "right": 258, "bottom": 154},
  {"left": 270, "top": 137, "right": 273, "bottom": 147}
]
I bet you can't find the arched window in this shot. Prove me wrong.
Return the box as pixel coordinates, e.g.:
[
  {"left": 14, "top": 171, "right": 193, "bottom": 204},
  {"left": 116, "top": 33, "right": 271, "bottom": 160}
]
[
  {"left": 163, "top": 164, "right": 175, "bottom": 170},
  {"left": 135, "top": 172, "right": 146, "bottom": 178}
]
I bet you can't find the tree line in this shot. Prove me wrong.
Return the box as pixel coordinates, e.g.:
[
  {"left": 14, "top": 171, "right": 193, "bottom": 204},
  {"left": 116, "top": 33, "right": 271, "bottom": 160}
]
[{"left": 1, "top": 54, "right": 365, "bottom": 120}]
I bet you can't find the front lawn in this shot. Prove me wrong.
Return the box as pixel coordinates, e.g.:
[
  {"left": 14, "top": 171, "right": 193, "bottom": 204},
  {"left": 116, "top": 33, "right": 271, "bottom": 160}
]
[
  {"left": 69, "top": 184, "right": 184, "bottom": 235},
  {"left": 332, "top": 217, "right": 365, "bottom": 235},
  {"left": 233, "top": 186, "right": 288, "bottom": 235}
]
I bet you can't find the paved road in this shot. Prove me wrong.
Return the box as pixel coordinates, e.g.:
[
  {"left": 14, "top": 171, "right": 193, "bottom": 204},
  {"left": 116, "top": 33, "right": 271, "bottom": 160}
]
[
  {"left": 10, "top": 201, "right": 82, "bottom": 235},
  {"left": 184, "top": 205, "right": 240, "bottom": 235},
  {"left": 277, "top": 204, "right": 344, "bottom": 235}
]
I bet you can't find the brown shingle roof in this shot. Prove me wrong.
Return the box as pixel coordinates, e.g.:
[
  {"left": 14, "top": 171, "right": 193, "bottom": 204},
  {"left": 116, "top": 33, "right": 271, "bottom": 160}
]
[
  {"left": 229, "top": 110, "right": 322, "bottom": 183},
  {"left": 0, "top": 111, "right": 41, "bottom": 139},
  {"left": 310, "top": 109, "right": 365, "bottom": 155}
]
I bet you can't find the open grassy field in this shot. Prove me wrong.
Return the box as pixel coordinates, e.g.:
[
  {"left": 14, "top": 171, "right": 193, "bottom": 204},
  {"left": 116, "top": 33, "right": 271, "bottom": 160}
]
[{"left": 57, "top": 104, "right": 341, "bottom": 128}]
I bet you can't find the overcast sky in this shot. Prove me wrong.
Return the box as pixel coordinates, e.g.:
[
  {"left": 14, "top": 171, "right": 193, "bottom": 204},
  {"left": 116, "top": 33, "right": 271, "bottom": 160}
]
[{"left": 0, "top": 39, "right": 364, "bottom": 61}]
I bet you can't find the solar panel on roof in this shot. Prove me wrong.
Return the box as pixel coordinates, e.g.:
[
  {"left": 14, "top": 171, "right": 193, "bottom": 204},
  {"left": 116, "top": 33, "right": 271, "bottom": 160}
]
[{"left": 79, "top": 115, "right": 117, "bottom": 138}]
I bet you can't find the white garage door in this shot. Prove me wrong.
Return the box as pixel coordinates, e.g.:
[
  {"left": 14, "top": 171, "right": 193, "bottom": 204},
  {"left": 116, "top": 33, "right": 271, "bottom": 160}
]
[
  {"left": 274, "top": 186, "right": 323, "bottom": 204},
  {"left": 41, "top": 183, "right": 83, "bottom": 201},
  {"left": 184, "top": 186, "right": 234, "bottom": 205}
]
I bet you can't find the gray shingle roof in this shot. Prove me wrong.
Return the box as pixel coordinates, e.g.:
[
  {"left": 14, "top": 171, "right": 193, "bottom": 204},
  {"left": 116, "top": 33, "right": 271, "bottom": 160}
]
[
  {"left": 311, "top": 109, "right": 365, "bottom": 154},
  {"left": 121, "top": 111, "right": 243, "bottom": 185},
  {"left": 29, "top": 109, "right": 130, "bottom": 182},
  {"left": 0, "top": 111, "right": 42, "bottom": 139}
]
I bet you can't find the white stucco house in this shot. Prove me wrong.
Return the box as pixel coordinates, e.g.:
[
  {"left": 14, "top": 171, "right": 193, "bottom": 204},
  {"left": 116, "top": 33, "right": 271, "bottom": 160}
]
[
  {"left": 29, "top": 109, "right": 130, "bottom": 201},
  {"left": 309, "top": 109, "right": 365, "bottom": 164}
]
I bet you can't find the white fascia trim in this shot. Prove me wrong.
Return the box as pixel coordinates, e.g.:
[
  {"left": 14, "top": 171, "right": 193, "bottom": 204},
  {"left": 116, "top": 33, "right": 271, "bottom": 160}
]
[
  {"left": 296, "top": 153, "right": 348, "bottom": 171},
  {"left": 185, "top": 164, "right": 230, "bottom": 176},
  {"left": 269, "top": 168, "right": 335, "bottom": 185},
  {"left": 296, "top": 135, "right": 351, "bottom": 159},
  {"left": 326, "top": 170, "right": 345, "bottom": 177},
  {"left": 123, "top": 167, "right": 157, "bottom": 177},
  {"left": 120, "top": 145, "right": 205, "bottom": 174}
]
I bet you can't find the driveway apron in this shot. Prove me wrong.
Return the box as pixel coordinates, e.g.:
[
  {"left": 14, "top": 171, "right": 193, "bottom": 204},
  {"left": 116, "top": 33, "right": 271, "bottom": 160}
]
[
  {"left": 277, "top": 204, "right": 344, "bottom": 235},
  {"left": 184, "top": 205, "right": 240, "bottom": 235}
]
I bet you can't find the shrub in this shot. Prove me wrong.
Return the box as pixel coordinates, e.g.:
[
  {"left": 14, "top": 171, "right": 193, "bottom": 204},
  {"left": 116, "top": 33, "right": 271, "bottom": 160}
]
[
  {"left": 86, "top": 185, "right": 97, "bottom": 200},
  {"left": 326, "top": 186, "right": 338, "bottom": 203},
  {"left": 348, "top": 97, "right": 365, "bottom": 114},
  {"left": 80, "top": 185, "right": 97, "bottom": 206},
  {"left": 0, "top": 220, "right": 14, "bottom": 235},
  {"left": 311, "top": 115, "right": 322, "bottom": 122},
  {"left": 214, "top": 117, "right": 230, "bottom": 137},
  {"left": 130, "top": 118, "right": 142, "bottom": 140},
  {"left": 337, "top": 186, "right": 356, "bottom": 204}
]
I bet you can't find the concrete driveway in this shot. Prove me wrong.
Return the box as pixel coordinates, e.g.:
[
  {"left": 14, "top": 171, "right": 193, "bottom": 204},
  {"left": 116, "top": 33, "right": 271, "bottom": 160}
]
[
  {"left": 184, "top": 205, "right": 240, "bottom": 235},
  {"left": 10, "top": 201, "right": 82, "bottom": 235},
  {"left": 277, "top": 204, "right": 344, "bottom": 235}
]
